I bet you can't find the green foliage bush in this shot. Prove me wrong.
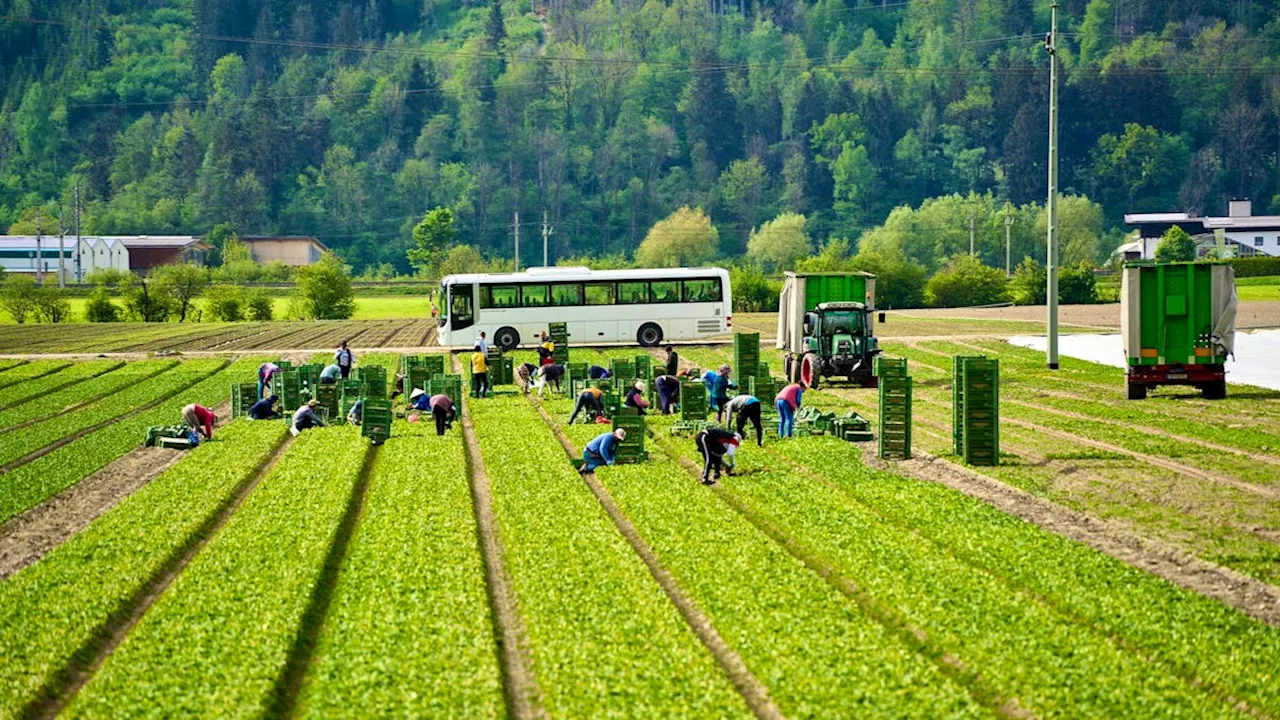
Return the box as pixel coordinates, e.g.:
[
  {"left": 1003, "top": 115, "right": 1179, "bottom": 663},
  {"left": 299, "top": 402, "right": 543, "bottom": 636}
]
[
  {"left": 205, "top": 284, "right": 245, "bottom": 322},
  {"left": 924, "top": 256, "right": 1009, "bottom": 308},
  {"left": 295, "top": 252, "right": 355, "bottom": 320},
  {"left": 1225, "top": 256, "right": 1280, "bottom": 277},
  {"left": 1010, "top": 257, "right": 1047, "bottom": 305},
  {"left": 1059, "top": 263, "right": 1099, "bottom": 304},
  {"left": 85, "top": 287, "right": 120, "bottom": 323},
  {"left": 247, "top": 290, "right": 274, "bottom": 321},
  {"left": 729, "top": 265, "right": 780, "bottom": 312},
  {"left": 1154, "top": 226, "right": 1196, "bottom": 263}
]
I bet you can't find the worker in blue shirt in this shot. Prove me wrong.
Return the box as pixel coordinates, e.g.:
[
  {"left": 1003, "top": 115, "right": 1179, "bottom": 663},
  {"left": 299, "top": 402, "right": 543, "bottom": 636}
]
[
  {"left": 347, "top": 398, "right": 364, "bottom": 426},
  {"left": 587, "top": 365, "right": 612, "bottom": 380},
  {"left": 581, "top": 428, "right": 626, "bottom": 473},
  {"left": 320, "top": 363, "right": 342, "bottom": 384},
  {"left": 409, "top": 388, "right": 432, "bottom": 412},
  {"left": 248, "top": 394, "right": 281, "bottom": 420},
  {"left": 710, "top": 364, "right": 737, "bottom": 421}
]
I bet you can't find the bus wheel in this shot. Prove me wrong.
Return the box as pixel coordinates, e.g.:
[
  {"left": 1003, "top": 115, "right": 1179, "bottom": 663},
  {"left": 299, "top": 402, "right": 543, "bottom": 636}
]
[
  {"left": 637, "top": 323, "right": 663, "bottom": 347},
  {"left": 495, "top": 327, "right": 521, "bottom": 351}
]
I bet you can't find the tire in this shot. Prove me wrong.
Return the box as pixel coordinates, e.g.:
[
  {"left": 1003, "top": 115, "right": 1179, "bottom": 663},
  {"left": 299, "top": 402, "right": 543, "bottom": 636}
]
[
  {"left": 801, "top": 353, "right": 820, "bottom": 390},
  {"left": 1126, "top": 382, "right": 1147, "bottom": 400},
  {"left": 637, "top": 322, "right": 663, "bottom": 347},
  {"left": 1202, "top": 380, "right": 1227, "bottom": 400},
  {"left": 784, "top": 355, "right": 796, "bottom": 383},
  {"left": 494, "top": 326, "right": 521, "bottom": 352}
]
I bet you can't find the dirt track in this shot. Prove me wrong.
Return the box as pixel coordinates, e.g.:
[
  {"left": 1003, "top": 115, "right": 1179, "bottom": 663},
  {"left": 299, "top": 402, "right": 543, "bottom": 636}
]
[{"left": 893, "top": 301, "right": 1280, "bottom": 329}]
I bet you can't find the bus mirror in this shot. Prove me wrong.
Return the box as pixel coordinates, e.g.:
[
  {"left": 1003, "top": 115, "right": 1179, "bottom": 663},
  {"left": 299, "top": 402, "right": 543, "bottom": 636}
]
[{"left": 878, "top": 312, "right": 886, "bottom": 324}]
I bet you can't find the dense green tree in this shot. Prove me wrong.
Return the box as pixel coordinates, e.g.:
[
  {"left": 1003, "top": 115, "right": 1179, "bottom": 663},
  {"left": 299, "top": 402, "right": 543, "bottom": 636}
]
[
  {"left": 408, "top": 207, "right": 457, "bottom": 278},
  {"left": 295, "top": 252, "right": 356, "bottom": 319},
  {"left": 747, "top": 212, "right": 810, "bottom": 272},
  {"left": 635, "top": 207, "right": 718, "bottom": 268},
  {"left": 1155, "top": 226, "right": 1197, "bottom": 263},
  {"left": 925, "top": 256, "right": 1010, "bottom": 308}
]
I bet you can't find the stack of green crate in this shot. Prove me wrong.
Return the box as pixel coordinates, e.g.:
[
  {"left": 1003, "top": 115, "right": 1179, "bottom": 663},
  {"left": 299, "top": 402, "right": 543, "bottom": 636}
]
[
  {"left": 406, "top": 366, "right": 431, "bottom": 396},
  {"left": 951, "top": 355, "right": 984, "bottom": 457},
  {"left": 680, "top": 381, "right": 707, "bottom": 420},
  {"left": 297, "top": 364, "right": 322, "bottom": 388},
  {"left": 314, "top": 383, "right": 340, "bottom": 422},
  {"left": 955, "top": 356, "right": 1000, "bottom": 466},
  {"left": 733, "top": 332, "right": 761, "bottom": 379},
  {"left": 549, "top": 322, "right": 569, "bottom": 364},
  {"left": 496, "top": 356, "right": 513, "bottom": 385},
  {"left": 747, "top": 375, "right": 781, "bottom": 401},
  {"left": 360, "top": 398, "right": 393, "bottom": 444},
  {"left": 610, "top": 358, "right": 635, "bottom": 382},
  {"left": 429, "top": 373, "right": 464, "bottom": 407},
  {"left": 633, "top": 355, "right": 652, "bottom": 380},
  {"left": 358, "top": 366, "right": 388, "bottom": 398},
  {"left": 275, "top": 360, "right": 293, "bottom": 370},
  {"left": 401, "top": 354, "right": 445, "bottom": 378},
  {"left": 566, "top": 362, "right": 588, "bottom": 398},
  {"left": 611, "top": 410, "right": 648, "bottom": 463},
  {"left": 229, "top": 383, "right": 259, "bottom": 419},
  {"left": 876, "top": 357, "right": 912, "bottom": 460},
  {"left": 271, "top": 370, "right": 303, "bottom": 412}
]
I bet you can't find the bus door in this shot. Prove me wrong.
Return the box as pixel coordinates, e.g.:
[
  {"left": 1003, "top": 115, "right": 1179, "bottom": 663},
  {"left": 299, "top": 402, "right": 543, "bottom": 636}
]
[{"left": 450, "top": 283, "right": 475, "bottom": 333}]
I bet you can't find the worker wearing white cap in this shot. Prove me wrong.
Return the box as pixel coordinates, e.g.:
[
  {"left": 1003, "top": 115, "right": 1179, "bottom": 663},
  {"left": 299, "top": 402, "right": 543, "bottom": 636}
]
[
  {"left": 623, "top": 380, "right": 649, "bottom": 415},
  {"left": 291, "top": 398, "right": 326, "bottom": 436},
  {"left": 582, "top": 428, "right": 626, "bottom": 473},
  {"left": 409, "top": 388, "right": 431, "bottom": 412}
]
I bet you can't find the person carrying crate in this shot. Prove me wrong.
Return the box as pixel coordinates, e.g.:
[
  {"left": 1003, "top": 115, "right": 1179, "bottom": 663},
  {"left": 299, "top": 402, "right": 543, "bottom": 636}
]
[
  {"left": 248, "top": 394, "right": 281, "bottom": 420},
  {"left": 429, "top": 394, "right": 456, "bottom": 436},
  {"left": 654, "top": 375, "right": 681, "bottom": 415},
  {"left": 181, "top": 403, "right": 217, "bottom": 440},
  {"left": 695, "top": 427, "right": 740, "bottom": 485},
  {"left": 581, "top": 428, "right": 626, "bottom": 473},
  {"left": 291, "top": 399, "right": 327, "bottom": 436},
  {"left": 335, "top": 341, "right": 356, "bottom": 379},
  {"left": 471, "top": 345, "right": 489, "bottom": 398},
  {"left": 726, "top": 394, "right": 763, "bottom": 446},
  {"left": 775, "top": 383, "right": 805, "bottom": 438},
  {"left": 569, "top": 386, "right": 606, "bottom": 424}
]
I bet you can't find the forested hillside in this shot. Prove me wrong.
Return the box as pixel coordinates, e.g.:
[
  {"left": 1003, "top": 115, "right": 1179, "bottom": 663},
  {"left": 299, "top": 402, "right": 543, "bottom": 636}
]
[{"left": 3, "top": 0, "right": 1280, "bottom": 273}]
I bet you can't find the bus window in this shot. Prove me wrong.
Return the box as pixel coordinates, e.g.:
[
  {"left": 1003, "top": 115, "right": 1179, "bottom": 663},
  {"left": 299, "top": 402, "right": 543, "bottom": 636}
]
[
  {"left": 450, "top": 284, "right": 474, "bottom": 330},
  {"left": 521, "top": 284, "right": 550, "bottom": 307},
  {"left": 618, "top": 281, "right": 649, "bottom": 304},
  {"left": 584, "top": 282, "right": 616, "bottom": 306},
  {"left": 683, "top": 278, "right": 721, "bottom": 303},
  {"left": 482, "top": 285, "right": 519, "bottom": 308},
  {"left": 651, "top": 280, "right": 679, "bottom": 303},
  {"left": 551, "top": 283, "right": 582, "bottom": 306}
]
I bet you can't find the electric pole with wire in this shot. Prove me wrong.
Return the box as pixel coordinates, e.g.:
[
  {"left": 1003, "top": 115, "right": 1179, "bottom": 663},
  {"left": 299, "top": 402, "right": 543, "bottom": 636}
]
[{"left": 1045, "top": 1, "right": 1061, "bottom": 370}]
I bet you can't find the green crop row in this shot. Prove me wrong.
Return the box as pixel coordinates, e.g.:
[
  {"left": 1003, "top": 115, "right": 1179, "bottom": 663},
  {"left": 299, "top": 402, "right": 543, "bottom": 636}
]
[
  {"left": 0, "top": 359, "right": 71, "bottom": 391},
  {"left": 0, "top": 359, "right": 24, "bottom": 374},
  {"left": 0, "top": 359, "right": 175, "bottom": 433},
  {"left": 65, "top": 427, "right": 371, "bottom": 718},
  {"left": 0, "top": 357, "right": 248, "bottom": 524},
  {"left": 0, "top": 358, "right": 223, "bottom": 468},
  {"left": 0, "top": 419, "right": 287, "bottom": 719},
  {"left": 0, "top": 359, "right": 123, "bottom": 410},
  {"left": 769, "top": 436, "right": 1280, "bottom": 715},
  {"left": 468, "top": 395, "right": 748, "bottom": 717},
  {"left": 295, "top": 419, "right": 503, "bottom": 717}
]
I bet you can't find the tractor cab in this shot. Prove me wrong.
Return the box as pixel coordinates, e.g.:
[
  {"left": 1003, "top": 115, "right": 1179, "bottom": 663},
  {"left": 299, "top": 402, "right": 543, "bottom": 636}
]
[{"left": 804, "top": 302, "right": 877, "bottom": 360}]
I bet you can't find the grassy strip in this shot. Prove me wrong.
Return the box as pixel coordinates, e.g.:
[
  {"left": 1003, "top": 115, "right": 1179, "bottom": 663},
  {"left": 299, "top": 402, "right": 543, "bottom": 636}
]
[
  {"left": 771, "top": 436, "right": 1280, "bottom": 715},
  {"left": 0, "top": 359, "right": 25, "bottom": 374},
  {"left": 0, "top": 359, "right": 122, "bottom": 410},
  {"left": 0, "top": 419, "right": 287, "bottom": 719},
  {"left": 0, "top": 360, "right": 71, "bottom": 390},
  {"left": 0, "top": 357, "right": 245, "bottom": 524},
  {"left": 0, "top": 359, "right": 222, "bottom": 467},
  {"left": 65, "top": 427, "right": 370, "bottom": 718},
  {"left": 0, "top": 360, "right": 174, "bottom": 432},
  {"left": 295, "top": 420, "right": 503, "bottom": 717},
  {"left": 468, "top": 395, "right": 747, "bottom": 717}
]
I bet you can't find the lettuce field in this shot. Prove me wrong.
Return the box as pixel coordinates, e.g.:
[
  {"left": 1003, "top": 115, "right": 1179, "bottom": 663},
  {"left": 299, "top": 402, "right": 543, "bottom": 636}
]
[{"left": 0, "top": 343, "right": 1277, "bottom": 718}]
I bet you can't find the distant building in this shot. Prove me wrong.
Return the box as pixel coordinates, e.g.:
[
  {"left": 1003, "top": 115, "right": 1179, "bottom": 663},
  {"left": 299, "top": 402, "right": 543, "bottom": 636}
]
[
  {"left": 106, "top": 236, "right": 209, "bottom": 272},
  {"left": 238, "top": 236, "right": 328, "bottom": 266},
  {"left": 1125, "top": 199, "right": 1280, "bottom": 259},
  {"left": 0, "top": 236, "right": 79, "bottom": 282}
]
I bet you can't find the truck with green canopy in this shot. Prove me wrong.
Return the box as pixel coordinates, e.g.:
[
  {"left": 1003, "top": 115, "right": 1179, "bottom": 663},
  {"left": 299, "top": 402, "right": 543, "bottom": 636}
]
[{"left": 775, "top": 271, "right": 882, "bottom": 388}]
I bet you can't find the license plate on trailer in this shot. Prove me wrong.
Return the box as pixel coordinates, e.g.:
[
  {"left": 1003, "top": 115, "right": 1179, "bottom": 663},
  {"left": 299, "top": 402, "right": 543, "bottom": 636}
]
[{"left": 1167, "top": 372, "right": 1187, "bottom": 380}]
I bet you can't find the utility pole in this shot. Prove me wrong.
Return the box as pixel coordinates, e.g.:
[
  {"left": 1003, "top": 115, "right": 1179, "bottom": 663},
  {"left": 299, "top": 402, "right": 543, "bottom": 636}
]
[
  {"left": 513, "top": 210, "right": 520, "bottom": 272},
  {"left": 74, "top": 181, "right": 83, "bottom": 283},
  {"left": 35, "top": 207, "right": 43, "bottom": 286},
  {"left": 1004, "top": 212, "right": 1013, "bottom": 276},
  {"left": 1045, "top": 1, "right": 1061, "bottom": 370},
  {"left": 969, "top": 212, "right": 976, "bottom": 256},
  {"left": 58, "top": 201, "right": 66, "bottom": 288},
  {"left": 541, "top": 209, "right": 552, "bottom": 267}
]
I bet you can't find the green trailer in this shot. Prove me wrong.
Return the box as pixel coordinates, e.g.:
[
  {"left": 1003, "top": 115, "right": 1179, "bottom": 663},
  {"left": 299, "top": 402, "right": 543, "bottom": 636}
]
[
  {"left": 1121, "top": 262, "right": 1236, "bottom": 400},
  {"left": 776, "top": 271, "right": 882, "bottom": 389}
]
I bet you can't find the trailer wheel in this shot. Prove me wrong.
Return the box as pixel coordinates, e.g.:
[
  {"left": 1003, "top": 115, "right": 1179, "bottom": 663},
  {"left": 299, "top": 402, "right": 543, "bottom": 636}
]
[
  {"left": 1202, "top": 380, "right": 1227, "bottom": 400},
  {"left": 1126, "top": 382, "right": 1147, "bottom": 400},
  {"left": 801, "top": 353, "right": 820, "bottom": 390}
]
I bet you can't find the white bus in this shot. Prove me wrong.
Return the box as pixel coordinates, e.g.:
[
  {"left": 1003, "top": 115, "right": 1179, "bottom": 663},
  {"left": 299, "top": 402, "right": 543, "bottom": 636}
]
[{"left": 437, "top": 266, "right": 732, "bottom": 350}]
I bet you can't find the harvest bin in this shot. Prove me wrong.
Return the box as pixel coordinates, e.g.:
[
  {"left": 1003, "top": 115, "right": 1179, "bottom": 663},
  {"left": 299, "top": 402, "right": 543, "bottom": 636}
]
[{"left": 1121, "top": 262, "right": 1236, "bottom": 400}]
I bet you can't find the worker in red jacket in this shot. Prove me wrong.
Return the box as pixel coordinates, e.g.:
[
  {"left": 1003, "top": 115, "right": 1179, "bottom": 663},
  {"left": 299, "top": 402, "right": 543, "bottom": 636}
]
[{"left": 181, "top": 403, "right": 216, "bottom": 440}]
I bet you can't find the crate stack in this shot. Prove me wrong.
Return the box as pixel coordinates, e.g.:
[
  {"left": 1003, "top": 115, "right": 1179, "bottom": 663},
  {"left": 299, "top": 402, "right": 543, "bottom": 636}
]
[
  {"left": 679, "top": 380, "right": 707, "bottom": 421},
  {"left": 548, "top": 322, "right": 570, "bottom": 364},
  {"left": 633, "top": 355, "right": 652, "bottom": 381},
  {"left": 357, "top": 366, "right": 388, "bottom": 398},
  {"left": 428, "top": 373, "right": 464, "bottom": 406},
  {"left": 360, "top": 398, "right": 393, "bottom": 444},
  {"left": 314, "top": 383, "right": 340, "bottom": 422},
  {"left": 338, "top": 380, "right": 363, "bottom": 423},
  {"left": 734, "top": 332, "right": 761, "bottom": 379},
  {"left": 565, "top": 362, "right": 588, "bottom": 398},
  {"left": 229, "top": 383, "right": 259, "bottom": 419},
  {"left": 484, "top": 348, "right": 513, "bottom": 386},
  {"left": 953, "top": 356, "right": 1000, "bottom": 466},
  {"left": 875, "top": 356, "right": 912, "bottom": 460},
  {"left": 611, "top": 410, "right": 649, "bottom": 463},
  {"left": 271, "top": 369, "right": 304, "bottom": 412}
]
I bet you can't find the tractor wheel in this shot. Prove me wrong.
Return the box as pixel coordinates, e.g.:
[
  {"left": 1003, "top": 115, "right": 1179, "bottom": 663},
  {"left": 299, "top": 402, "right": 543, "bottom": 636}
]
[
  {"left": 801, "top": 353, "right": 820, "bottom": 390},
  {"left": 1126, "top": 382, "right": 1147, "bottom": 400},
  {"left": 1202, "top": 380, "right": 1227, "bottom": 400}
]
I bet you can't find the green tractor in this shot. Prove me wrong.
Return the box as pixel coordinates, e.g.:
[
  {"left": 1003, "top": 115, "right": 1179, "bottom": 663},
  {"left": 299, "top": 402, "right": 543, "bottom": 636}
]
[{"left": 777, "top": 272, "right": 882, "bottom": 389}]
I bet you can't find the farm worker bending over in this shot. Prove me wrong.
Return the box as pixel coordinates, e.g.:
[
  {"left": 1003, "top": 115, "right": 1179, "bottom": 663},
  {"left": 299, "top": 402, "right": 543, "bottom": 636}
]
[
  {"left": 473, "top": 331, "right": 488, "bottom": 354},
  {"left": 258, "top": 362, "right": 280, "bottom": 399},
  {"left": 391, "top": 373, "right": 406, "bottom": 401},
  {"left": 569, "top": 387, "right": 606, "bottom": 424},
  {"left": 624, "top": 380, "right": 649, "bottom": 415},
  {"left": 581, "top": 428, "right": 626, "bottom": 473},
  {"left": 588, "top": 365, "right": 612, "bottom": 380},
  {"left": 320, "top": 363, "right": 342, "bottom": 384},
  {"left": 471, "top": 345, "right": 489, "bottom": 398},
  {"left": 335, "top": 341, "right": 355, "bottom": 379},
  {"left": 292, "top": 399, "right": 327, "bottom": 436},
  {"left": 430, "top": 394, "right": 456, "bottom": 436},
  {"left": 409, "top": 388, "right": 431, "bottom": 413},
  {"left": 695, "top": 427, "right": 740, "bottom": 485},
  {"left": 181, "top": 404, "right": 217, "bottom": 439},
  {"left": 654, "top": 375, "right": 681, "bottom": 415},
  {"left": 516, "top": 362, "right": 538, "bottom": 394},
  {"left": 726, "top": 394, "right": 763, "bottom": 446},
  {"left": 534, "top": 363, "right": 565, "bottom": 397},
  {"left": 665, "top": 346, "right": 679, "bottom": 376},
  {"left": 710, "top": 365, "right": 737, "bottom": 422},
  {"left": 248, "top": 394, "right": 281, "bottom": 420},
  {"left": 775, "top": 383, "right": 805, "bottom": 438},
  {"left": 347, "top": 398, "right": 364, "bottom": 426}
]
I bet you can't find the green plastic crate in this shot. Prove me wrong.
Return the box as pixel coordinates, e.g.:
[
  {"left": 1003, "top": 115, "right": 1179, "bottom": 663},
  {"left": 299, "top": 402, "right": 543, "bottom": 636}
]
[
  {"left": 360, "top": 399, "right": 393, "bottom": 443},
  {"left": 229, "top": 383, "right": 259, "bottom": 419},
  {"left": 358, "top": 366, "right": 388, "bottom": 398},
  {"left": 610, "top": 359, "right": 635, "bottom": 381},
  {"left": 877, "top": 375, "right": 913, "bottom": 460}
]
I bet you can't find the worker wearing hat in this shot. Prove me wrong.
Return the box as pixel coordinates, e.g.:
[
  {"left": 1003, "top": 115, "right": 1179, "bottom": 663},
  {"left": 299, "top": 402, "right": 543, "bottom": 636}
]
[
  {"left": 623, "top": 380, "right": 649, "bottom": 415},
  {"left": 291, "top": 398, "right": 326, "bottom": 436},
  {"left": 581, "top": 428, "right": 626, "bottom": 473},
  {"left": 409, "top": 388, "right": 432, "bottom": 413}
]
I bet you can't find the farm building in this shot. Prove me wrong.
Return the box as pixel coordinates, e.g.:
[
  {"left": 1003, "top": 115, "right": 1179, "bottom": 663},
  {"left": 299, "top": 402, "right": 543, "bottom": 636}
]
[
  {"left": 237, "top": 236, "right": 328, "bottom": 266},
  {"left": 107, "top": 236, "right": 209, "bottom": 272},
  {"left": 1126, "top": 199, "right": 1280, "bottom": 259},
  {"left": 0, "top": 236, "right": 80, "bottom": 282}
]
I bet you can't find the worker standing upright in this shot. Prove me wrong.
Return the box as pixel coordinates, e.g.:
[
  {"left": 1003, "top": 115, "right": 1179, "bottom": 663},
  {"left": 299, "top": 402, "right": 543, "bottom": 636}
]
[
  {"left": 725, "top": 394, "right": 763, "bottom": 446},
  {"left": 181, "top": 403, "right": 217, "bottom": 440},
  {"left": 654, "top": 375, "right": 681, "bottom": 414},
  {"left": 292, "top": 399, "right": 327, "bottom": 436},
  {"left": 694, "top": 427, "right": 739, "bottom": 485},
  {"left": 710, "top": 364, "right": 736, "bottom": 421},
  {"left": 258, "top": 362, "right": 280, "bottom": 400},
  {"left": 473, "top": 331, "right": 488, "bottom": 354},
  {"left": 581, "top": 428, "right": 626, "bottom": 473},
  {"left": 429, "top": 394, "right": 455, "bottom": 436},
  {"left": 775, "top": 382, "right": 805, "bottom": 438},
  {"left": 471, "top": 345, "right": 489, "bottom": 398},
  {"left": 320, "top": 363, "right": 342, "bottom": 384},
  {"left": 569, "top": 386, "right": 606, "bottom": 424},
  {"left": 538, "top": 332, "right": 555, "bottom": 365},
  {"left": 335, "top": 341, "right": 355, "bottom": 379},
  {"left": 664, "top": 346, "right": 679, "bottom": 376}
]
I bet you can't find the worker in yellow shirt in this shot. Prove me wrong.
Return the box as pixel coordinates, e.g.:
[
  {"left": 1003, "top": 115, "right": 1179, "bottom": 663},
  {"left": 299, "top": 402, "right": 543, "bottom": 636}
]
[
  {"left": 538, "top": 331, "right": 555, "bottom": 365},
  {"left": 471, "top": 345, "right": 489, "bottom": 398}
]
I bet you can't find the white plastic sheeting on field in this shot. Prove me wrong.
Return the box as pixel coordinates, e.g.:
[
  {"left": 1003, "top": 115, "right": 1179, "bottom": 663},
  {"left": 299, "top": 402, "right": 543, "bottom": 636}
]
[{"left": 1006, "top": 330, "right": 1280, "bottom": 392}]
